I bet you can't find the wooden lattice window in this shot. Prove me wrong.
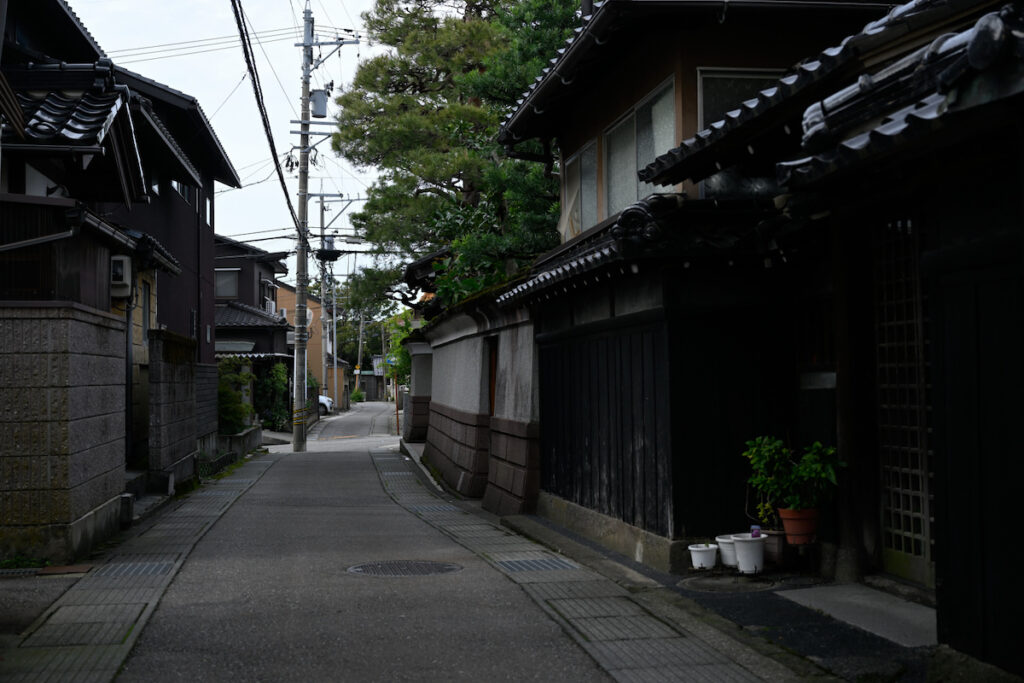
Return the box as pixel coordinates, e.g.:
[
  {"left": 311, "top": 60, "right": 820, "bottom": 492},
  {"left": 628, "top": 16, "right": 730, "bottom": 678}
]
[{"left": 874, "top": 217, "right": 934, "bottom": 586}]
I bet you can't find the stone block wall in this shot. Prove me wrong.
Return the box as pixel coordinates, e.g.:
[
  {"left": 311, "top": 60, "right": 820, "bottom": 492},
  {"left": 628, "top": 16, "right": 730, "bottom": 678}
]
[
  {"left": 0, "top": 304, "right": 126, "bottom": 562},
  {"left": 482, "top": 417, "right": 540, "bottom": 516},
  {"left": 423, "top": 402, "right": 489, "bottom": 497},
  {"left": 148, "top": 329, "right": 197, "bottom": 487}
]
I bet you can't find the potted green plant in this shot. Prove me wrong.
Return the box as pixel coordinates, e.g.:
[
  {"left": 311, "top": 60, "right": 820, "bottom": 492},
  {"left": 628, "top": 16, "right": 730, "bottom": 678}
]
[{"left": 742, "top": 436, "right": 844, "bottom": 545}]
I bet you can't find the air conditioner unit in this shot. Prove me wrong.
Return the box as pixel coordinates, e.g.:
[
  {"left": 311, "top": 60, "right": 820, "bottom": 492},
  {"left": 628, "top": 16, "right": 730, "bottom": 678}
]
[
  {"left": 111, "top": 255, "right": 132, "bottom": 298},
  {"left": 265, "top": 300, "right": 277, "bottom": 315}
]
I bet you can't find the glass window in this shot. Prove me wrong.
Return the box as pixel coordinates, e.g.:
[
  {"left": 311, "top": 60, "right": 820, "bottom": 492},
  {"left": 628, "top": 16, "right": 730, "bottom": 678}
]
[
  {"left": 699, "top": 70, "right": 782, "bottom": 197},
  {"left": 171, "top": 180, "right": 192, "bottom": 203},
  {"left": 605, "top": 114, "right": 636, "bottom": 217},
  {"left": 579, "top": 142, "right": 598, "bottom": 230},
  {"left": 699, "top": 70, "right": 781, "bottom": 129},
  {"left": 561, "top": 153, "right": 582, "bottom": 241},
  {"left": 637, "top": 84, "right": 675, "bottom": 199},
  {"left": 215, "top": 269, "right": 239, "bottom": 298},
  {"left": 604, "top": 80, "right": 675, "bottom": 217},
  {"left": 559, "top": 141, "right": 598, "bottom": 241}
]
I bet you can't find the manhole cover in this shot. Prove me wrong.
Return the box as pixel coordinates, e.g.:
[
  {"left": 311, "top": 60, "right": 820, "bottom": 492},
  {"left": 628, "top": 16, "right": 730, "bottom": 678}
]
[
  {"left": 347, "top": 560, "right": 462, "bottom": 577},
  {"left": 679, "top": 574, "right": 777, "bottom": 593}
]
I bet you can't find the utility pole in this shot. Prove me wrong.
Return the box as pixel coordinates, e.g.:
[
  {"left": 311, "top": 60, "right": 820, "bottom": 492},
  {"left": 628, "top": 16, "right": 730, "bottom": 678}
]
[
  {"left": 291, "top": 3, "right": 359, "bottom": 450},
  {"left": 292, "top": 4, "right": 313, "bottom": 452},
  {"left": 319, "top": 186, "right": 327, "bottom": 410},
  {"left": 355, "top": 313, "right": 365, "bottom": 392}
]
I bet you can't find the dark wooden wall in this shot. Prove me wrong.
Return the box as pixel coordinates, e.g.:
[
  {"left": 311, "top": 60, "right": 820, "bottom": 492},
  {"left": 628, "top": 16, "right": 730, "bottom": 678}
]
[
  {"left": 923, "top": 144, "right": 1024, "bottom": 676},
  {"left": 539, "top": 315, "right": 675, "bottom": 537}
]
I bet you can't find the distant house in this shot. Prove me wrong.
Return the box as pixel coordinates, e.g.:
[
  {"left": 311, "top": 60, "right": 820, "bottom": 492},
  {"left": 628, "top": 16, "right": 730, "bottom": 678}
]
[
  {"left": 213, "top": 234, "right": 291, "bottom": 360},
  {"left": 276, "top": 281, "right": 349, "bottom": 412},
  {"left": 0, "top": 0, "right": 238, "bottom": 562}
]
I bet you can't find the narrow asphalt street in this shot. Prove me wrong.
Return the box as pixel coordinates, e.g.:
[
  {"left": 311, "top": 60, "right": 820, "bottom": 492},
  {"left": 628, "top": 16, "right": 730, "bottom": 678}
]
[{"left": 115, "top": 402, "right": 611, "bottom": 682}]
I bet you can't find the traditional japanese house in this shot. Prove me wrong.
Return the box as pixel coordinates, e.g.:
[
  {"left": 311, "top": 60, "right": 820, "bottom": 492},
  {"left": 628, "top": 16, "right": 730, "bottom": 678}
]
[
  {"left": 495, "top": 0, "right": 888, "bottom": 571},
  {"left": 0, "top": 0, "right": 240, "bottom": 560},
  {"left": 634, "top": 0, "right": 1023, "bottom": 672}
]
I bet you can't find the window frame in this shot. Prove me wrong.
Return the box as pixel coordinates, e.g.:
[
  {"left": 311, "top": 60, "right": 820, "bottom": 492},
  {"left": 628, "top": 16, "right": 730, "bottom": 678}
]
[
  {"left": 214, "top": 267, "right": 240, "bottom": 299},
  {"left": 602, "top": 77, "right": 675, "bottom": 218},
  {"left": 696, "top": 67, "right": 783, "bottom": 131}
]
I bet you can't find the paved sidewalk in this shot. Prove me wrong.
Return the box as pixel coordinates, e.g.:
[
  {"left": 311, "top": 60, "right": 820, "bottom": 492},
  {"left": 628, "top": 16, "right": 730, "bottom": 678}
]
[
  {"left": 370, "top": 449, "right": 800, "bottom": 682},
  {"left": 0, "top": 457, "right": 273, "bottom": 682}
]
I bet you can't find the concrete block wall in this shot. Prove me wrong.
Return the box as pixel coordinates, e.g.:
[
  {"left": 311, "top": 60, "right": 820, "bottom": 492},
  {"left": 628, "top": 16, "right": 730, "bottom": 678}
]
[
  {"left": 195, "top": 362, "right": 218, "bottom": 458},
  {"left": 0, "top": 304, "right": 126, "bottom": 562},
  {"left": 148, "top": 330, "right": 197, "bottom": 486}
]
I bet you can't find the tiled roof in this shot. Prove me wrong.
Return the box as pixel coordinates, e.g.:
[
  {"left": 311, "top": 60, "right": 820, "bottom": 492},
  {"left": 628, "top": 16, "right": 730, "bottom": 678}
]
[
  {"left": 777, "top": 3, "right": 1024, "bottom": 187},
  {"left": 13, "top": 89, "right": 123, "bottom": 145},
  {"left": 497, "top": 193, "right": 773, "bottom": 307},
  {"left": 114, "top": 66, "right": 241, "bottom": 188},
  {"left": 133, "top": 98, "right": 201, "bottom": 185},
  {"left": 498, "top": 0, "right": 889, "bottom": 146},
  {"left": 639, "top": 0, "right": 1001, "bottom": 186},
  {"left": 124, "top": 229, "right": 182, "bottom": 275},
  {"left": 216, "top": 301, "right": 291, "bottom": 328}
]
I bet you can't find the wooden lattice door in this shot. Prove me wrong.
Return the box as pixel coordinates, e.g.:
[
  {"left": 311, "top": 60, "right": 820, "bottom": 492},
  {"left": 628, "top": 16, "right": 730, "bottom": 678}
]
[{"left": 873, "top": 218, "right": 934, "bottom": 587}]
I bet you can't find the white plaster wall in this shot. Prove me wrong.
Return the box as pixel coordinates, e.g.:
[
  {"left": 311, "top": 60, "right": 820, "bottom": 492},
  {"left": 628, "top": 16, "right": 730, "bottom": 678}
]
[
  {"left": 428, "top": 331, "right": 488, "bottom": 415},
  {"left": 494, "top": 320, "right": 539, "bottom": 424}
]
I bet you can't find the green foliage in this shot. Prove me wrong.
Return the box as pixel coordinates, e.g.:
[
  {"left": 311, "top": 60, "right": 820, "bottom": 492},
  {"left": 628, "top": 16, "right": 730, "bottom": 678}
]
[
  {"left": 742, "top": 437, "right": 846, "bottom": 519},
  {"left": 350, "top": 388, "right": 366, "bottom": 403},
  {"left": 218, "top": 358, "right": 254, "bottom": 435},
  {"left": 254, "top": 362, "right": 290, "bottom": 432},
  {"left": 386, "top": 311, "right": 414, "bottom": 384},
  {"left": 306, "top": 371, "right": 319, "bottom": 390},
  {"left": 332, "top": 0, "right": 576, "bottom": 309},
  {"left": 0, "top": 555, "right": 50, "bottom": 569}
]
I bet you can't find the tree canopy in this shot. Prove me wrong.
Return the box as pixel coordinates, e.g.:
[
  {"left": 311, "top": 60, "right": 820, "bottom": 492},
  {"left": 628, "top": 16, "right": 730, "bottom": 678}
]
[{"left": 332, "top": 0, "right": 578, "bottom": 308}]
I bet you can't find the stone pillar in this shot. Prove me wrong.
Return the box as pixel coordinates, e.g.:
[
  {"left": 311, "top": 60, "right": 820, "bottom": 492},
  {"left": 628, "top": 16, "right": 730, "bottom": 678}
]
[{"left": 401, "top": 336, "right": 432, "bottom": 442}]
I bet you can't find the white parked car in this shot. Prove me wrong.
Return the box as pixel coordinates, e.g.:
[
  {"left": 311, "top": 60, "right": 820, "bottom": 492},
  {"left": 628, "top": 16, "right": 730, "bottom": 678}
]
[{"left": 318, "top": 394, "right": 333, "bottom": 416}]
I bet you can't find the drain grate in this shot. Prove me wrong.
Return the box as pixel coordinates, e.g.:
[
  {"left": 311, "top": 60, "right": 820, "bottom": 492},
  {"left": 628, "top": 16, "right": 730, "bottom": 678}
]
[
  {"left": 347, "top": 560, "right": 462, "bottom": 577},
  {"left": 495, "top": 557, "right": 578, "bottom": 572}
]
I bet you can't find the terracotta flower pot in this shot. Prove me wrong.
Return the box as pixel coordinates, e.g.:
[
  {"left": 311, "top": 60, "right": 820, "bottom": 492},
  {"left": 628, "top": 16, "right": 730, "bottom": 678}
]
[{"left": 778, "top": 508, "right": 819, "bottom": 545}]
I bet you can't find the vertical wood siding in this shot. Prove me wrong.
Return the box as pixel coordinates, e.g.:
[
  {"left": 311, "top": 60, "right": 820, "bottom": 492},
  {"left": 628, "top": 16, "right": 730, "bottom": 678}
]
[{"left": 539, "top": 322, "right": 673, "bottom": 537}]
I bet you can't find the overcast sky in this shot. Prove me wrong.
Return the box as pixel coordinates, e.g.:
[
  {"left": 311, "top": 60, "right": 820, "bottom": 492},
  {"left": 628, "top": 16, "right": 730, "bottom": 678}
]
[{"left": 70, "top": 0, "right": 384, "bottom": 286}]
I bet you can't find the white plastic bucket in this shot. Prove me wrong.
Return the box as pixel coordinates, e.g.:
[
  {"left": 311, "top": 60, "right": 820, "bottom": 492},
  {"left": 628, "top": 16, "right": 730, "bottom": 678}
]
[
  {"left": 688, "top": 543, "right": 719, "bottom": 570},
  {"left": 715, "top": 534, "right": 739, "bottom": 567},
  {"left": 731, "top": 533, "right": 765, "bottom": 574}
]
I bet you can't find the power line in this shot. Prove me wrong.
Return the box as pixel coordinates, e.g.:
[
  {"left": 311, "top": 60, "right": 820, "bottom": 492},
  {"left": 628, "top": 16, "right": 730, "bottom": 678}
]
[
  {"left": 113, "top": 34, "right": 300, "bottom": 66},
  {"left": 229, "top": 0, "right": 304, "bottom": 247},
  {"left": 243, "top": 11, "right": 299, "bottom": 119},
  {"left": 106, "top": 26, "right": 300, "bottom": 56},
  {"left": 208, "top": 72, "right": 248, "bottom": 121}
]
